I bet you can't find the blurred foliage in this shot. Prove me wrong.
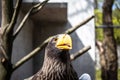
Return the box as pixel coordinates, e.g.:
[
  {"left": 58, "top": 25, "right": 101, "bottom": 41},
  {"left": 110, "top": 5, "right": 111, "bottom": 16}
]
[
  {"left": 95, "top": 9, "right": 120, "bottom": 44},
  {"left": 96, "top": 69, "right": 101, "bottom": 80},
  {"left": 113, "top": 9, "right": 120, "bottom": 25},
  {"left": 96, "top": 28, "right": 103, "bottom": 42},
  {"left": 95, "top": 9, "right": 120, "bottom": 26},
  {"left": 95, "top": 9, "right": 102, "bottom": 26},
  {"left": 114, "top": 28, "right": 120, "bottom": 44}
]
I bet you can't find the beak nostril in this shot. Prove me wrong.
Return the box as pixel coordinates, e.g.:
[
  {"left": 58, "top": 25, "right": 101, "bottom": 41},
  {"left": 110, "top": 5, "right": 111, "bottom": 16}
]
[{"left": 63, "top": 34, "right": 67, "bottom": 38}]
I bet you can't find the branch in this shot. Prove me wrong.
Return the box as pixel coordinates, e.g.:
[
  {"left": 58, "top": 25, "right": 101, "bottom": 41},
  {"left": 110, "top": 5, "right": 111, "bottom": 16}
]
[
  {"left": 6, "top": 0, "right": 22, "bottom": 34},
  {"left": 0, "top": 46, "right": 8, "bottom": 60},
  {"left": 70, "top": 46, "right": 91, "bottom": 61},
  {"left": 96, "top": 40, "right": 105, "bottom": 56},
  {"left": 1, "top": 0, "right": 13, "bottom": 28},
  {"left": 12, "top": 37, "right": 51, "bottom": 70},
  {"left": 13, "top": 15, "right": 94, "bottom": 70},
  {"left": 13, "top": 0, "right": 49, "bottom": 40},
  {"left": 30, "top": 0, "right": 49, "bottom": 15}
]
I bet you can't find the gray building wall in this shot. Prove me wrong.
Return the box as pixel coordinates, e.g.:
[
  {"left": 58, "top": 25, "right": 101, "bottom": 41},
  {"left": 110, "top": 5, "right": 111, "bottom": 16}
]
[
  {"left": 67, "top": 0, "right": 95, "bottom": 79},
  {"left": 11, "top": 12, "right": 34, "bottom": 80},
  {"left": 0, "top": 0, "right": 95, "bottom": 80},
  {"left": 32, "top": 21, "right": 95, "bottom": 79},
  {"left": 29, "top": 1, "right": 95, "bottom": 79}
]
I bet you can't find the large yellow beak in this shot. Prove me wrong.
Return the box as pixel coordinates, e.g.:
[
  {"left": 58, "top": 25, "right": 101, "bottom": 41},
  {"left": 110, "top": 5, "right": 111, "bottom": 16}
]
[{"left": 55, "top": 34, "right": 72, "bottom": 50}]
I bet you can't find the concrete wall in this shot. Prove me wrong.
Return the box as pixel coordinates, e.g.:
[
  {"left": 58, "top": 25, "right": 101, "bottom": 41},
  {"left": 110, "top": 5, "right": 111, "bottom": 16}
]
[
  {"left": 21, "top": 0, "right": 95, "bottom": 79},
  {"left": 32, "top": 21, "right": 95, "bottom": 79},
  {"left": 67, "top": 0, "right": 95, "bottom": 79},
  {"left": 0, "top": 0, "right": 95, "bottom": 80}
]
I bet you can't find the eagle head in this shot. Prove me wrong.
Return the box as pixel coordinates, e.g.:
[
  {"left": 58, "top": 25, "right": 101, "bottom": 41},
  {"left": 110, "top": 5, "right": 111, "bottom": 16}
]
[{"left": 45, "top": 34, "right": 72, "bottom": 61}]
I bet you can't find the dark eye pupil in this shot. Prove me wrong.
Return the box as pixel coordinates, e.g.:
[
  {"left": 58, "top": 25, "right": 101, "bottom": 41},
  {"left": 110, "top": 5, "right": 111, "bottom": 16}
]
[{"left": 54, "top": 38, "right": 58, "bottom": 41}]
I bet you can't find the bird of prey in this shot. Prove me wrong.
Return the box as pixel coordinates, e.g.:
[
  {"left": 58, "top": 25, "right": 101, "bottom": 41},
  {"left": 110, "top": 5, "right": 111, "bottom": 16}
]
[{"left": 31, "top": 34, "right": 79, "bottom": 80}]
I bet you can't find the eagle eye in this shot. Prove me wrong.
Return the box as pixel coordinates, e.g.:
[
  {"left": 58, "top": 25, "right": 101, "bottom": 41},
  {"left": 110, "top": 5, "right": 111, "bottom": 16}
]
[{"left": 54, "top": 38, "right": 58, "bottom": 41}]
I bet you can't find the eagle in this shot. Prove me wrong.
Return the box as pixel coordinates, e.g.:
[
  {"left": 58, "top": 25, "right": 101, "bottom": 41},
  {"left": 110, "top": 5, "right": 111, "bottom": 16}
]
[{"left": 31, "top": 34, "right": 79, "bottom": 80}]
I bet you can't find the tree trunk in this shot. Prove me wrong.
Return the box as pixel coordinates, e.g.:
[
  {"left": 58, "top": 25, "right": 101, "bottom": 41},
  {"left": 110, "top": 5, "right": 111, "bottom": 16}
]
[
  {"left": 94, "top": 0, "right": 98, "bottom": 9},
  {"left": 0, "top": 0, "right": 13, "bottom": 80},
  {"left": 102, "top": 0, "right": 118, "bottom": 80}
]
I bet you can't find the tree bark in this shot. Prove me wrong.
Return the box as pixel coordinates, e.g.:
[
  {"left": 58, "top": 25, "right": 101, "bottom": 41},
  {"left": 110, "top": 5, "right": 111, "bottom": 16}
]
[
  {"left": 0, "top": 0, "right": 49, "bottom": 79},
  {"left": 0, "top": 0, "right": 13, "bottom": 80},
  {"left": 94, "top": 0, "right": 98, "bottom": 9},
  {"left": 1, "top": 0, "right": 13, "bottom": 27},
  {"left": 96, "top": 41, "right": 107, "bottom": 80},
  {"left": 102, "top": 0, "right": 118, "bottom": 80}
]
